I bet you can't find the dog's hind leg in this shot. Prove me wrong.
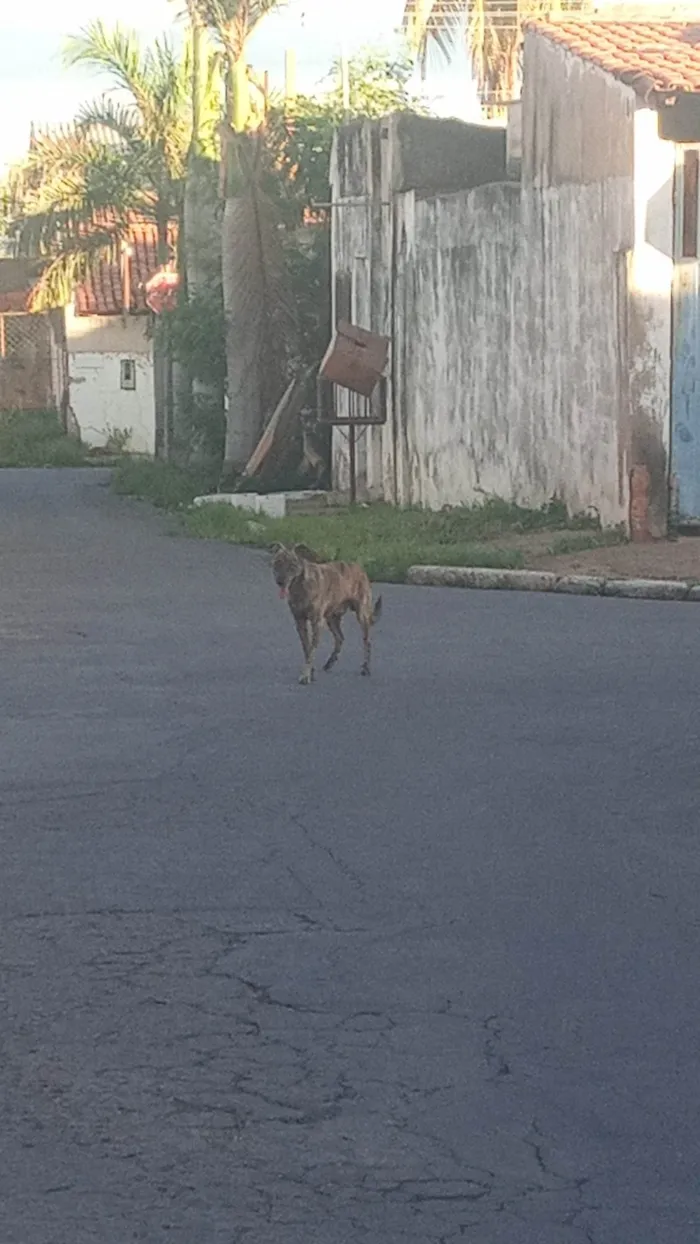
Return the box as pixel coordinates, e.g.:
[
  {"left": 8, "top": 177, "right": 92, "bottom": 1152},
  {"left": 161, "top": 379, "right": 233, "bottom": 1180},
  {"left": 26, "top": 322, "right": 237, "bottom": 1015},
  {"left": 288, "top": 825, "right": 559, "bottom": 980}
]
[
  {"left": 359, "top": 610, "right": 372, "bottom": 677},
  {"left": 323, "top": 614, "right": 344, "bottom": 672}
]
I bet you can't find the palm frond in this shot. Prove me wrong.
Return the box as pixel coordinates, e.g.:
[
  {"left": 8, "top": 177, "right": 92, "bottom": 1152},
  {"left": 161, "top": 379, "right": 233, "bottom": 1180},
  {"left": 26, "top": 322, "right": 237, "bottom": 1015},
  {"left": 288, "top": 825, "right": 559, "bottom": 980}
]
[
  {"left": 187, "top": 0, "right": 285, "bottom": 59},
  {"left": 27, "top": 230, "right": 121, "bottom": 312},
  {"left": 64, "top": 22, "right": 153, "bottom": 105},
  {"left": 402, "top": 0, "right": 464, "bottom": 75},
  {"left": 75, "top": 96, "right": 141, "bottom": 145}
]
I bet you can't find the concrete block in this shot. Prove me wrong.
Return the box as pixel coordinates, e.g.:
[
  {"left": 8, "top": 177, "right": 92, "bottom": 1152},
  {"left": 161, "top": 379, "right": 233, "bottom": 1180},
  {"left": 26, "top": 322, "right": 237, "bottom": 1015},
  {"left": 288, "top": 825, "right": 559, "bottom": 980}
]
[
  {"left": 406, "top": 566, "right": 559, "bottom": 591},
  {"left": 553, "top": 575, "right": 605, "bottom": 595},
  {"left": 193, "top": 490, "right": 329, "bottom": 517},
  {"left": 603, "top": 578, "right": 690, "bottom": 601},
  {"left": 685, "top": 584, "right": 700, "bottom": 601}
]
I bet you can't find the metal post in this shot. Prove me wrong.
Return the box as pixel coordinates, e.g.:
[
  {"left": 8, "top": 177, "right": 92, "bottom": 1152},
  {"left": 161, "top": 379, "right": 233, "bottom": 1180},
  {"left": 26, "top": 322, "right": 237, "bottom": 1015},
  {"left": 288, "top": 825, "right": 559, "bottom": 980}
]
[{"left": 348, "top": 423, "right": 357, "bottom": 504}]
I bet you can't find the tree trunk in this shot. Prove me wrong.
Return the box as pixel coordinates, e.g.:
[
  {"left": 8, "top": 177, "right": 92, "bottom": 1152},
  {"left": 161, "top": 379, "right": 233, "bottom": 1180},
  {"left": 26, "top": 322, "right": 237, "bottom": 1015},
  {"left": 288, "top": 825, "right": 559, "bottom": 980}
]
[
  {"left": 153, "top": 205, "right": 176, "bottom": 458},
  {"left": 220, "top": 57, "right": 260, "bottom": 480},
  {"left": 183, "top": 154, "right": 225, "bottom": 463},
  {"left": 221, "top": 188, "right": 264, "bottom": 474}
]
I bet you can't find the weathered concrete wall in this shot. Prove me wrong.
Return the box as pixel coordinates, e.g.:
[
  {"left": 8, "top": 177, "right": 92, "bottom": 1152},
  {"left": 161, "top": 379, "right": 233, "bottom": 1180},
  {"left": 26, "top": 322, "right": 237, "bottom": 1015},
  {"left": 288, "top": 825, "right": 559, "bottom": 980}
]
[
  {"left": 628, "top": 107, "right": 675, "bottom": 536},
  {"left": 330, "top": 113, "right": 511, "bottom": 504},
  {"left": 330, "top": 40, "right": 673, "bottom": 528},
  {"left": 393, "top": 184, "right": 520, "bottom": 507}
]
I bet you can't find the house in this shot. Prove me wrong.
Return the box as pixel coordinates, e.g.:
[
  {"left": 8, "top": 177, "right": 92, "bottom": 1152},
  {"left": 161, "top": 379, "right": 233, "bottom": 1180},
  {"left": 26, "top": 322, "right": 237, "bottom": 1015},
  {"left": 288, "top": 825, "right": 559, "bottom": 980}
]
[
  {"left": 0, "top": 216, "right": 173, "bottom": 456},
  {"left": 66, "top": 215, "right": 173, "bottom": 456},
  {"left": 329, "top": 19, "right": 700, "bottom": 534}
]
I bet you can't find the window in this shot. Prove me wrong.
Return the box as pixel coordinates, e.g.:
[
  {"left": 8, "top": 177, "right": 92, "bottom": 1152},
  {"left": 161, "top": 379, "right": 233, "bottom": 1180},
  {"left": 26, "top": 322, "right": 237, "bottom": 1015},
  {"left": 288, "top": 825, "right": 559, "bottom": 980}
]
[
  {"left": 682, "top": 149, "right": 699, "bottom": 258},
  {"left": 120, "top": 358, "right": 136, "bottom": 390}
]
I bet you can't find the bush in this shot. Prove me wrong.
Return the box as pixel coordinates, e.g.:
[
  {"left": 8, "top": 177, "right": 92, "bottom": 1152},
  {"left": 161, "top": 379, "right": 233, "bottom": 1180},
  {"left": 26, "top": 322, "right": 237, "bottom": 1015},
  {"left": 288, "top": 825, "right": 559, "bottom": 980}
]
[
  {"left": 112, "top": 458, "right": 220, "bottom": 509},
  {"left": 0, "top": 409, "right": 87, "bottom": 467}
]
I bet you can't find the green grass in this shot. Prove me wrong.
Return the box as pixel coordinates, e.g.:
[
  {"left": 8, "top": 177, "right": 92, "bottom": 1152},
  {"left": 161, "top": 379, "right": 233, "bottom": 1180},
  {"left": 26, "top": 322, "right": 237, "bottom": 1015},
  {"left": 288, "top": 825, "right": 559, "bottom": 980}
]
[
  {"left": 111, "top": 459, "right": 627, "bottom": 583},
  {"left": 0, "top": 409, "right": 87, "bottom": 467},
  {"left": 545, "top": 527, "right": 627, "bottom": 556},
  {"left": 112, "top": 458, "right": 219, "bottom": 510},
  {"left": 185, "top": 502, "right": 530, "bottom": 583}
]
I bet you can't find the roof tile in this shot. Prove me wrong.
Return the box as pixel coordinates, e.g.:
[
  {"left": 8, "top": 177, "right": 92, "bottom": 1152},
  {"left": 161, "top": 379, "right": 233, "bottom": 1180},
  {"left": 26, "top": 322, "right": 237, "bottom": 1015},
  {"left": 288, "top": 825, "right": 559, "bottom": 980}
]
[
  {"left": 74, "top": 214, "right": 177, "bottom": 317},
  {"left": 526, "top": 19, "right": 700, "bottom": 95}
]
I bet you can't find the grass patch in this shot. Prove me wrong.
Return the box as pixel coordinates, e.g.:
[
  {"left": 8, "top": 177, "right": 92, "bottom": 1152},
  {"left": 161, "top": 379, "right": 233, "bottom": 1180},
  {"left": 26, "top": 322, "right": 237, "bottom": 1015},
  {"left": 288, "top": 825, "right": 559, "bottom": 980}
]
[
  {"left": 0, "top": 409, "right": 87, "bottom": 467},
  {"left": 111, "top": 461, "right": 625, "bottom": 583},
  {"left": 545, "top": 527, "right": 627, "bottom": 556},
  {"left": 112, "top": 459, "right": 219, "bottom": 510},
  {"left": 184, "top": 503, "right": 530, "bottom": 583}
]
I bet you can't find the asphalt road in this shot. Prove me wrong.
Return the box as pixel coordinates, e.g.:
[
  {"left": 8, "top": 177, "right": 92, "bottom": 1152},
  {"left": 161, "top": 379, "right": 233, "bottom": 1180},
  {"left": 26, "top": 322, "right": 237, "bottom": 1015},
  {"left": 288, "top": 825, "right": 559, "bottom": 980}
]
[{"left": 2, "top": 468, "right": 700, "bottom": 1244}]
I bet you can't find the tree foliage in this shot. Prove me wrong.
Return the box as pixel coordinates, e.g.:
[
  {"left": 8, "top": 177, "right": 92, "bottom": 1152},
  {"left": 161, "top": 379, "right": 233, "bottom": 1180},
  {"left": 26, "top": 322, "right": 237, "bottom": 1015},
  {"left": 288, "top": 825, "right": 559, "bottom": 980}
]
[
  {"left": 4, "top": 22, "right": 221, "bottom": 310},
  {"left": 401, "top": 0, "right": 578, "bottom": 109},
  {"left": 262, "top": 50, "right": 427, "bottom": 369}
]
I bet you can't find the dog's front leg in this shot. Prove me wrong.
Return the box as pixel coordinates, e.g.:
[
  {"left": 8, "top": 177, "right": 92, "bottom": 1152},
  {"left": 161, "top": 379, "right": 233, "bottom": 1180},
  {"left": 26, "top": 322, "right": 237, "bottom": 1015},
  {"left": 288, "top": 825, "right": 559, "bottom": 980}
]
[
  {"left": 294, "top": 614, "right": 311, "bottom": 675},
  {"left": 299, "top": 616, "right": 321, "bottom": 685}
]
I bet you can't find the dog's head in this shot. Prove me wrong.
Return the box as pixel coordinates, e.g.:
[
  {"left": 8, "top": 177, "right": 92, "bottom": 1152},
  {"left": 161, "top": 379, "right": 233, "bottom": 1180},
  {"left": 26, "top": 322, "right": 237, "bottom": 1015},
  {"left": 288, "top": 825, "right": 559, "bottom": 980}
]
[{"left": 270, "top": 543, "right": 320, "bottom": 598}]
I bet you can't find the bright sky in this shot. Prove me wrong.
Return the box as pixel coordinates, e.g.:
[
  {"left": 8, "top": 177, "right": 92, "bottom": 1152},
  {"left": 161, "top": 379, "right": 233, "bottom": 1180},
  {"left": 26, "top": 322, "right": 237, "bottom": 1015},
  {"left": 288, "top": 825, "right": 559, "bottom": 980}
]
[{"left": 0, "top": 0, "right": 472, "bottom": 174}]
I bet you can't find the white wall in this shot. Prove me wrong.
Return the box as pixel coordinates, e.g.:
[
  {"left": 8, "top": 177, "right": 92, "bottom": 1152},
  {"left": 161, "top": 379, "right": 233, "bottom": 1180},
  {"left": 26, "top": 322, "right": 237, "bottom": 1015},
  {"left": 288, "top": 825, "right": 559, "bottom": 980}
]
[
  {"left": 330, "top": 40, "right": 674, "bottom": 531},
  {"left": 64, "top": 303, "right": 151, "bottom": 354},
  {"left": 628, "top": 106, "right": 675, "bottom": 535},
  {"left": 64, "top": 305, "right": 155, "bottom": 454},
  {"left": 68, "top": 354, "right": 155, "bottom": 454}
]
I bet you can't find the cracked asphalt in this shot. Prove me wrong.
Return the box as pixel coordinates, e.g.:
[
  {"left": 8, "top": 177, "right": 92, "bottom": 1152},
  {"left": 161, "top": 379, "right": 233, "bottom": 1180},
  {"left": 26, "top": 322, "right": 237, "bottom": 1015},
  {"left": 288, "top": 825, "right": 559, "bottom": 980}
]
[{"left": 2, "top": 468, "right": 700, "bottom": 1243}]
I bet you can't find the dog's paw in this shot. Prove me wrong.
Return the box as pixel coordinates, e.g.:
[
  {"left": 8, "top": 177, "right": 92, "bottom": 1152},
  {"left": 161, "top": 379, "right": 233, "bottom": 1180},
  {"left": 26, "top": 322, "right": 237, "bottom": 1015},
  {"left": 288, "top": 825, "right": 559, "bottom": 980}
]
[{"left": 360, "top": 665, "right": 371, "bottom": 677}]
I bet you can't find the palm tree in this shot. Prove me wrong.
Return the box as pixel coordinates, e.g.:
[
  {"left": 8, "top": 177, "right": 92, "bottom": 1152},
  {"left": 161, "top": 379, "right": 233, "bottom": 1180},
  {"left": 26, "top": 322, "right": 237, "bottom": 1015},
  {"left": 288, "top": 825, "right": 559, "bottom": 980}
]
[
  {"left": 165, "top": 0, "right": 226, "bottom": 460},
  {"left": 10, "top": 21, "right": 192, "bottom": 303},
  {"left": 402, "top": 0, "right": 578, "bottom": 111},
  {"left": 8, "top": 22, "right": 223, "bottom": 457},
  {"left": 185, "top": 0, "right": 294, "bottom": 479}
]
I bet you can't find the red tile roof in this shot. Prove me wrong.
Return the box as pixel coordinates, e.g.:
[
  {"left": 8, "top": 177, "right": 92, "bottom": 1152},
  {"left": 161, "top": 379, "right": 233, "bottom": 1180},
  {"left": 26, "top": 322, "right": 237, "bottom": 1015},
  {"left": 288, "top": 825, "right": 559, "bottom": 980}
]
[
  {"left": 75, "top": 215, "right": 177, "bottom": 317},
  {"left": 526, "top": 19, "right": 700, "bottom": 96}
]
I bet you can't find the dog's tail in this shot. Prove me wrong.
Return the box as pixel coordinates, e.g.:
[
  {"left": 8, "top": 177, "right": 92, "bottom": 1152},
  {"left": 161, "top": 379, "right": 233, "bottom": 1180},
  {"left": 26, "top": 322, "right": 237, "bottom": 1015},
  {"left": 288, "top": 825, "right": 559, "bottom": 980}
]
[{"left": 372, "top": 595, "right": 383, "bottom": 625}]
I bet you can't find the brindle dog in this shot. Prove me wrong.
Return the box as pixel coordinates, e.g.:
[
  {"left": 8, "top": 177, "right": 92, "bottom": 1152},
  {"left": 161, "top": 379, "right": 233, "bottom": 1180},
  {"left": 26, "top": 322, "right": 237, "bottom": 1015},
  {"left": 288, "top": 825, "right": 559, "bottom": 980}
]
[{"left": 271, "top": 543, "right": 382, "bottom": 685}]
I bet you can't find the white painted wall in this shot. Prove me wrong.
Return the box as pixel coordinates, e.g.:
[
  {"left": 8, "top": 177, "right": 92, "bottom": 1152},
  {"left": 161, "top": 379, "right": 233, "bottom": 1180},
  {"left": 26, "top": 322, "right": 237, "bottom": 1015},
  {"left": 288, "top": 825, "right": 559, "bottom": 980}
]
[
  {"left": 68, "top": 353, "right": 155, "bottom": 454},
  {"left": 628, "top": 105, "right": 675, "bottom": 535},
  {"left": 64, "top": 304, "right": 155, "bottom": 454},
  {"left": 330, "top": 38, "right": 676, "bottom": 531},
  {"left": 64, "top": 303, "right": 151, "bottom": 354}
]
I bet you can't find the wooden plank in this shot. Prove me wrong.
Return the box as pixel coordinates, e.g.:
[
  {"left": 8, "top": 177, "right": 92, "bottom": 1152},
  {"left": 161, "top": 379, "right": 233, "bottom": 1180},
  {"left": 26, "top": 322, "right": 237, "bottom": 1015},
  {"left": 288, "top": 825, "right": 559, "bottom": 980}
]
[{"left": 242, "top": 370, "right": 311, "bottom": 484}]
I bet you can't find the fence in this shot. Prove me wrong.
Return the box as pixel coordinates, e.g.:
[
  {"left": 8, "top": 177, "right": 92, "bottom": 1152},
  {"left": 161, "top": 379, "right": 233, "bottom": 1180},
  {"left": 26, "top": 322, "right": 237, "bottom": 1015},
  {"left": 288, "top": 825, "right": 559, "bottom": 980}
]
[{"left": 0, "top": 311, "right": 59, "bottom": 411}]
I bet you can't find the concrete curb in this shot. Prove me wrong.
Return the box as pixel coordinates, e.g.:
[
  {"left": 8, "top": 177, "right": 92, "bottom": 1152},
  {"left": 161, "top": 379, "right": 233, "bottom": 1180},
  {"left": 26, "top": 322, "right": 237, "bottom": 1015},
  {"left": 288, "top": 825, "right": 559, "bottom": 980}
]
[{"left": 406, "top": 565, "right": 697, "bottom": 602}]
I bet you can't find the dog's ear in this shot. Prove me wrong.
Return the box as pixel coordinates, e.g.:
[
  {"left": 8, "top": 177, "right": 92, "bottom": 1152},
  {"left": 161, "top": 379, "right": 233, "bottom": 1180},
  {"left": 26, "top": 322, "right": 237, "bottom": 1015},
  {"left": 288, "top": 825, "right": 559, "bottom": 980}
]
[
  {"left": 269, "top": 542, "right": 286, "bottom": 556},
  {"left": 293, "top": 543, "right": 321, "bottom": 563}
]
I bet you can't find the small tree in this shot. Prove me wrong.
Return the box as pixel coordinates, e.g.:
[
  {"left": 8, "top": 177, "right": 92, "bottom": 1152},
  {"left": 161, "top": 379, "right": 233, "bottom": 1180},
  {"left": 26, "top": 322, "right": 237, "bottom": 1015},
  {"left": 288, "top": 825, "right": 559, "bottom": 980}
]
[{"left": 183, "top": 0, "right": 291, "bottom": 477}]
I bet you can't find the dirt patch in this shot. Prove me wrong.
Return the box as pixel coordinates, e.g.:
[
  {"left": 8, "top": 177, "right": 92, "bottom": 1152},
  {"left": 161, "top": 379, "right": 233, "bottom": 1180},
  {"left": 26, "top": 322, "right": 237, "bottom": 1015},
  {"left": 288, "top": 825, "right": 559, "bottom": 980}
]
[{"left": 522, "top": 535, "right": 700, "bottom": 582}]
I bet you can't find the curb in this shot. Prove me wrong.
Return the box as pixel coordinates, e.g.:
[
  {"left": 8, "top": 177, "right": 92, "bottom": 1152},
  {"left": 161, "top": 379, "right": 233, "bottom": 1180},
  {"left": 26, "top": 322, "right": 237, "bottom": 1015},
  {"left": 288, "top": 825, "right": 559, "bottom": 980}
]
[{"left": 406, "top": 565, "right": 697, "bottom": 602}]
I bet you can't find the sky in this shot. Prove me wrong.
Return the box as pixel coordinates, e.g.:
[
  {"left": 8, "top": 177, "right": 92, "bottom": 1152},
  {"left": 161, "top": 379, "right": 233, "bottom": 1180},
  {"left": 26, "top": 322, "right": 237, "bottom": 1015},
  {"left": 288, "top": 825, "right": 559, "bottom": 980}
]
[{"left": 0, "top": 0, "right": 473, "bottom": 174}]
